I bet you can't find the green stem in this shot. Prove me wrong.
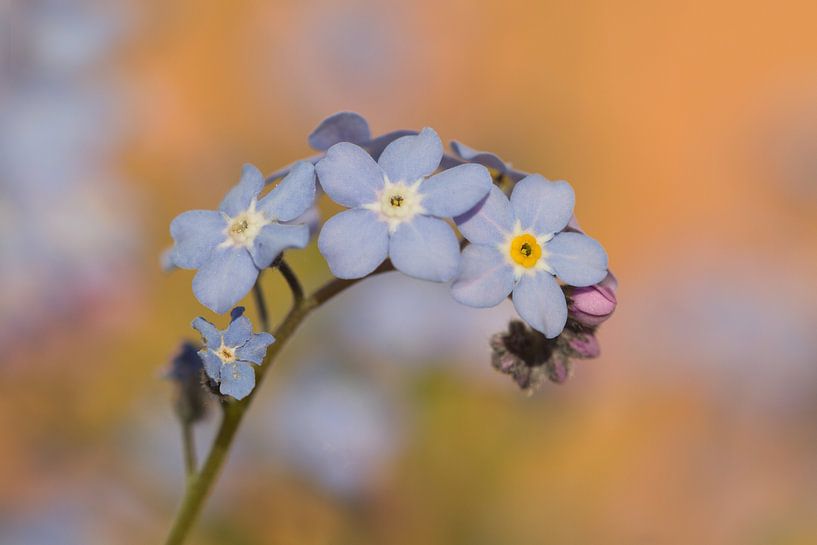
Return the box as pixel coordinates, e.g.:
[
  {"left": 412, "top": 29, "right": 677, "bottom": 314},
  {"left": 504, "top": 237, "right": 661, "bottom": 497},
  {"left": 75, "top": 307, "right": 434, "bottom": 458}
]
[
  {"left": 181, "top": 421, "right": 197, "bottom": 479},
  {"left": 163, "top": 402, "right": 242, "bottom": 545},
  {"left": 161, "top": 262, "right": 394, "bottom": 545}
]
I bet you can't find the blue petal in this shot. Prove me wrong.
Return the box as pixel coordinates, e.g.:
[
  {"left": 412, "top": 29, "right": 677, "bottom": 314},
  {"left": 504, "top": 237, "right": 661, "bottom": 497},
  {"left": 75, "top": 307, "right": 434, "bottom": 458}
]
[
  {"left": 510, "top": 175, "right": 575, "bottom": 235},
  {"left": 317, "top": 209, "right": 389, "bottom": 279},
  {"left": 316, "top": 142, "right": 384, "bottom": 207},
  {"left": 450, "top": 244, "right": 515, "bottom": 307},
  {"left": 169, "top": 210, "right": 226, "bottom": 269},
  {"left": 388, "top": 216, "right": 460, "bottom": 282},
  {"left": 224, "top": 314, "right": 253, "bottom": 347},
  {"left": 512, "top": 272, "right": 567, "bottom": 338},
  {"left": 454, "top": 185, "right": 514, "bottom": 245},
  {"left": 198, "top": 349, "right": 223, "bottom": 382},
  {"left": 545, "top": 232, "right": 608, "bottom": 287},
  {"left": 308, "top": 112, "right": 371, "bottom": 150},
  {"left": 419, "top": 164, "right": 493, "bottom": 218},
  {"left": 160, "top": 246, "right": 178, "bottom": 272},
  {"left": 236, "top": 332, "right": 275, "bottom": 364},
  {"left": 192, "top": 247, "right": 259, "bottom": 313},
  {"left": 219, "top": 361, "right": 256, "bottom": 400},
  {"left": 249, "top": 223, "right": 310, "bottom": 269},
  {"left": 191, "top": 316, "right": 221, "bottom": 348},
  {"left": 220, "top": 164, "right": 265, "bottom": 216},
  {"left": 378, "top": 127, "right": 443, "bottom": 183},
  {"left": 257, "top": 161, "right": 316, "bottom": 222},
  {"left": 450, "top": 140, "right": 507, "bottom": 173},
  {"left": 363, "top": 129, "right": 417, "bottom": 160}
]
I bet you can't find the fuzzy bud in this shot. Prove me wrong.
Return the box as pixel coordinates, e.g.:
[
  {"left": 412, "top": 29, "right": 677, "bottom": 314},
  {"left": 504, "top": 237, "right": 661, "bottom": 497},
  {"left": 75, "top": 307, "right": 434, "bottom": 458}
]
[{"left": 166, "top": 342, "right": 209, "bottom": 424}]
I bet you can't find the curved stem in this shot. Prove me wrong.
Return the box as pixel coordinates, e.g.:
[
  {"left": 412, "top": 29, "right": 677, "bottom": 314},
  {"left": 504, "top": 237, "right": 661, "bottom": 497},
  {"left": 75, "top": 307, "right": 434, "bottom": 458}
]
[
  {"left": 252, "top": 281, "right": 270, "bottom": 332},
  {"left": 163, "top": 402, "right": 242, "bottom": 545},
  {"left": 277, "top": 259, "right": 304, "bottom": 304},
  {"left": 161, "top": 263, "right": 394, "bottom": 545}
]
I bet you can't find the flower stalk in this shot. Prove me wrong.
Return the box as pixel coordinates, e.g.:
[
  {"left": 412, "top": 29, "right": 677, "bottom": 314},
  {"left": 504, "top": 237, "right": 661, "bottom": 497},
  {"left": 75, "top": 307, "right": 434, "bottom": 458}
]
[{"left": 162, "top": 261, "right": 393, "bottom": 545}]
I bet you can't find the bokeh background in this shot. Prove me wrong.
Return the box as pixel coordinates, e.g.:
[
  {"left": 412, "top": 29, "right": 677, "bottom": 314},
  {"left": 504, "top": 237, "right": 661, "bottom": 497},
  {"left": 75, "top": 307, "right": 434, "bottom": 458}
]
[{"left": 2, "top": 1, "right": 817, "bottom": 544}]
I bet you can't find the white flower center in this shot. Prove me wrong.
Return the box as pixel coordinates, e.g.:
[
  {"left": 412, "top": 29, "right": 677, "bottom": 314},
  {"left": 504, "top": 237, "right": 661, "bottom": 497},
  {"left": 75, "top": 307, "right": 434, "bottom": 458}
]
[
  {"left": 214, "top": 342, "right": 237, "bottom": 364},
  {"left": 500, "top": 221, "right": 555, "bottom": 280},
  {"left": 220, "top": 200, "right": 270, "bottom": 249},
  {"left": 363, "top": 179, "right": 424, "bottom": 233}
]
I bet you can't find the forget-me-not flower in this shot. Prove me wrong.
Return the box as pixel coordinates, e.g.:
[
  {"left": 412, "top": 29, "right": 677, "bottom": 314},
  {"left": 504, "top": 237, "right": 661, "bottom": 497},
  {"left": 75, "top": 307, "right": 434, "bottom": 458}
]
[
  {"left": 451, "top": 176, "right": 608, "bottom": 338},
  {"left": 192, "top": 307, "right": 274, "bottom": 400},
  {"left": 316, "top": 128, "right": 492, "bottom": 281},
  {"left": 170, "top": 162, "right": 316, "bottom": 313}
]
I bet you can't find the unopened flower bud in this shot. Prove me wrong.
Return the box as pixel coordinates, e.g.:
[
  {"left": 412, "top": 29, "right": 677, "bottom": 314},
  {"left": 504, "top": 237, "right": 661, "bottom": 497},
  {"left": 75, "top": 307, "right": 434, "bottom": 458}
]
[
  {"left": 489, "top": 320, "right": 579, "bottom": 393},
  {"left": 569, "top": 273, "right": 618, "bottom": 327},
  {"left": 166, "top": 341, "right": 209, "bottom": 424}
]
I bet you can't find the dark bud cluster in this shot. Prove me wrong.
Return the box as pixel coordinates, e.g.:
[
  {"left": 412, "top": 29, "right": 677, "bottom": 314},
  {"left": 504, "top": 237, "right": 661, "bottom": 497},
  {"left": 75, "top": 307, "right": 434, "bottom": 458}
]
[{"left": 489, "top": 318, "right": 601, "bottom": 394}]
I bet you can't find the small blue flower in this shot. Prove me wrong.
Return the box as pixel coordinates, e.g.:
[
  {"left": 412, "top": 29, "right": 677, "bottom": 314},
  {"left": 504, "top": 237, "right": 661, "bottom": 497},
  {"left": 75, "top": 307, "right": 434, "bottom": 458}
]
[
  {"left": 316, "top": 128, "right": 492, "bottom": 281},
  {"left": 170, "top": 162, "right": 316, "bottom": 313},
  {"left": 451, "top": 176, "right": 608, "bottom": 338},
  {"left": 192, "top": 307, "right": 274, "bottom": 400}
]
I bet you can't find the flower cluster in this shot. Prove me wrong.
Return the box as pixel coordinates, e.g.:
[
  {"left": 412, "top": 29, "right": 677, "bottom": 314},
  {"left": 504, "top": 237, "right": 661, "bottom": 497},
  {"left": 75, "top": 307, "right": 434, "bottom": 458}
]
[
  {"left": 165, "top": 112, "right": 615, "bottom": 399},
  {"left": 490, "top": 273, "right": 617, "bottom": 393}
]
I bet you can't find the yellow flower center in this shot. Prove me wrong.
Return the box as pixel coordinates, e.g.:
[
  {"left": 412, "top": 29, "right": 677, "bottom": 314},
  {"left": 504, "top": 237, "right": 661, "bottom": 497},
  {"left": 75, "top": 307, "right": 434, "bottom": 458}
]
[{"left": 509, "top": 234, "right": 542, "bottom": 268}]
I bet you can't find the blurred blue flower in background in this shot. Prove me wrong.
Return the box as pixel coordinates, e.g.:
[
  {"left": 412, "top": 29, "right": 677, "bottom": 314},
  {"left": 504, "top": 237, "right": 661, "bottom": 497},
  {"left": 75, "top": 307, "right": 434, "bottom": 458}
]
[
  {"left": 265, "top": 363, "right": 401, "bottom": 497},
  {"left": 0, "top": 1, "right": 136, "bottom": 347}
]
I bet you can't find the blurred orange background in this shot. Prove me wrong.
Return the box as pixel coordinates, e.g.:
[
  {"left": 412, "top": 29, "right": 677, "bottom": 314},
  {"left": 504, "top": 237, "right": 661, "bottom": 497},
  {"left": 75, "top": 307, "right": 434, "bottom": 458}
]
[{"left": 2, "top": 1, "right": 817, "bottom": 544}]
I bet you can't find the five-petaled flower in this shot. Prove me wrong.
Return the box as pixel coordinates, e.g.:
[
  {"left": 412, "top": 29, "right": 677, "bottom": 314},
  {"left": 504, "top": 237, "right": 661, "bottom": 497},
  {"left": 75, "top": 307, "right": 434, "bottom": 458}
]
[
  {"left": 316, "top": 128, "right": 492, "bottom": 281},
  {"left": 170, "top": 162, "right": 316, "bottom": 313},
  {"left": 192, "top": 307, "right": 274, "bottom": 400},
  {"left": 452, "top": 176, "right": 608, "bottom": 338}
]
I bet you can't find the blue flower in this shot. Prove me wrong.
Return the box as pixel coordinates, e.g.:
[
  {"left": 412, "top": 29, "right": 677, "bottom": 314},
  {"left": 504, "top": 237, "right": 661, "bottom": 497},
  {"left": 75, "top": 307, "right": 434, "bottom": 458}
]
[
  {"left": 451, "top": 176, "right": 608, "bottom": 338},
  {"left": 316, "top": 128, "right": 492, "bottom": 281},
  {"left": 192, "top": 307, "right": 274, "bottom": 400},
  {"left": 170, "top": 162, "right": 316, "bottom": 313}
]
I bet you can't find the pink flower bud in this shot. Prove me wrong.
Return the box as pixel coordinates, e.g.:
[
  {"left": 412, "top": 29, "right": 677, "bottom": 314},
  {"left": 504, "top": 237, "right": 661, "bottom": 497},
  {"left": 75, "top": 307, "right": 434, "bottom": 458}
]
[{"left": 569, "top": 273, "right": 618, "bottom": 327}]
